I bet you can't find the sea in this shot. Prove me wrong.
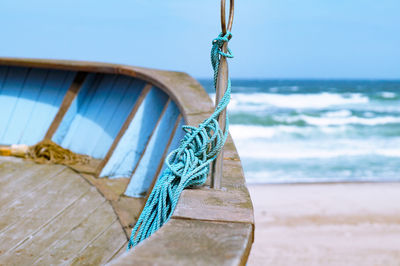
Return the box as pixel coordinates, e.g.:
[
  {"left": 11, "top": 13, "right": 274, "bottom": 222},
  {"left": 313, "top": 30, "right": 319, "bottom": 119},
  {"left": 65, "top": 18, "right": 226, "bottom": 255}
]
[{"left": 199, "top": 79, "right": 400, "bottom": 184}]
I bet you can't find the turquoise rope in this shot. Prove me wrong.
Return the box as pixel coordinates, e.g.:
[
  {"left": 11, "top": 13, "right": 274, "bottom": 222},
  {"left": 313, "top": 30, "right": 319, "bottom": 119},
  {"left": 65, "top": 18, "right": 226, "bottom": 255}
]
[{"left": 127, "top": 31, "right": 233, "bottom": 250}]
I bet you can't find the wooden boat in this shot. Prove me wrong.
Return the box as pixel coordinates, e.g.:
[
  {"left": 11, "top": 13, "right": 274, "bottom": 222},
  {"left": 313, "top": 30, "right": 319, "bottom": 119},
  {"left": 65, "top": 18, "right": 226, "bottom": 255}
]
[{"left": 0, "top": 57, "right": 254, "bottom": 265}]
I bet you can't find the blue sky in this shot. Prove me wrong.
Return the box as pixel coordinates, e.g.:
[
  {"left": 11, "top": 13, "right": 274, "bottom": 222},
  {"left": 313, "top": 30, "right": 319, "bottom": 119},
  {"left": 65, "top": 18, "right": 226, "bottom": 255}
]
[{"left": 1, "top": 0, "right": 399, "bottom": 79}]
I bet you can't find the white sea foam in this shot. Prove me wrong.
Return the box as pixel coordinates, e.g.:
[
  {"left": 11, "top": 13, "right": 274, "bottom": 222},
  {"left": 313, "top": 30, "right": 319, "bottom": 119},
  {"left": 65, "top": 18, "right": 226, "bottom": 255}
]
[
  {"left": 237, "top": 144, "right": 400, "bottom": 160},
  {"left": 324, "top": 110, "right": 352, "bottom": 117},
  {"left": 228, "top": 92, "right": 369, "bottom": 111},
  {"left": 381, "top": 91, "right": 396, "bottom": 99},
  {"left": 300, "top": 115, "right": 400, "bottom": 126},
  {"left": 229, "top": 126, "right": 400, "bottom": 160},
  {"left": 230, "top": 124, "right": 310, "bottom": 139},
  {"left": 244, "top": 171, "right": 360, "bottom": 184}
]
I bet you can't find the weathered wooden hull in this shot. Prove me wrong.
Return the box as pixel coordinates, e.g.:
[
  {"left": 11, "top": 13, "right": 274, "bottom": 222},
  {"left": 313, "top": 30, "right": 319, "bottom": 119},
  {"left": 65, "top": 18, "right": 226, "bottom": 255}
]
[{"left": 0, "top": 58, "right": 254, "bottom": 265}]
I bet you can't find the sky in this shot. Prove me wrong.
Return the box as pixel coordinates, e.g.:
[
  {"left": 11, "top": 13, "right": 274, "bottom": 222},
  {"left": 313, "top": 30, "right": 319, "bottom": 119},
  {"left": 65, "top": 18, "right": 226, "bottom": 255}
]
[{"left": 0, "top": 0, "right": 399, "bottom": 79}]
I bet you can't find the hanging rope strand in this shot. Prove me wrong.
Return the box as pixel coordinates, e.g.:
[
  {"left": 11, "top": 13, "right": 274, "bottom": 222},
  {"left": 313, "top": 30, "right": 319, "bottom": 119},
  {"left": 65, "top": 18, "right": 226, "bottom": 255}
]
[{"left": 127, "top": 31, "right": 233, "bottom": 250}]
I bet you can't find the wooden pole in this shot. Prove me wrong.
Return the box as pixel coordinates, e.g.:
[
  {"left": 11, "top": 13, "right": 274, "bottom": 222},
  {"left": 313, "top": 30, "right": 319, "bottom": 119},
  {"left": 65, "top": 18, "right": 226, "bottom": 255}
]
[{"left": 211, "top": 0, "right": 234, "bottom": 189}]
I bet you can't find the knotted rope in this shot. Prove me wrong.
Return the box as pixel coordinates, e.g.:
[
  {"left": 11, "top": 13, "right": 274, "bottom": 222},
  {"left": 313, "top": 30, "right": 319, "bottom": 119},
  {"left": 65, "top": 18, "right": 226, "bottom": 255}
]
[
  {"left": 28, "top": 139, "right": 89, "bottom": 165},
  {"left": 127, "top": 32, "right": 234, "bottom": 250}
]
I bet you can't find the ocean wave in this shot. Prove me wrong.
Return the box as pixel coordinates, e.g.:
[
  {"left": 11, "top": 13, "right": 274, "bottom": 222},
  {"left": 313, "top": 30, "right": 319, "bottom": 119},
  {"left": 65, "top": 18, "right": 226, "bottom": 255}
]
[
  {"left": 324, "top": 110, "right": 352, "bottom": 117},
  {"left": 300, "top": 115, "right": 400, "bottom": 126},
  {"left": 228, "top": 92, "right": 369, "bottom": 110},
  {"left": 380, "top": 91, "right": 397, "bottom": 99},
  {"left": 237, "top": 144, "right": 400, "bottom": 160},
  {"left": 229, "top": 128, "right": 400, "bottom": 159},
  {"left": 244, "top": 170, "right": 400, "bottom": 184},
  {"left": 230, "top": 124, "right": 307, "bottom": 139},
  {"left": 230, "top": 112, "right": 400, "bottom": 127}
]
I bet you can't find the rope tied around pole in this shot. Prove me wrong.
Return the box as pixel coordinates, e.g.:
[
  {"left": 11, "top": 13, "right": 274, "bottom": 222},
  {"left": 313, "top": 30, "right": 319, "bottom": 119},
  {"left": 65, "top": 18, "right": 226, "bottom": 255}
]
[{"left": 127, "top": 31, "right": 234, "bottom": 250}]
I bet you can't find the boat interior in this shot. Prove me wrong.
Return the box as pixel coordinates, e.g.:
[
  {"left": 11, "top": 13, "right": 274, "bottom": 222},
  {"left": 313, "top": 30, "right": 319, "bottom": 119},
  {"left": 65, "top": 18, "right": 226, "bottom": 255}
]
[
  {"left": 0, "top": 60, "right": 186, "bottom": 264},
  {"left": 0, "top": 58, "right": 254, "bottom": 265}
]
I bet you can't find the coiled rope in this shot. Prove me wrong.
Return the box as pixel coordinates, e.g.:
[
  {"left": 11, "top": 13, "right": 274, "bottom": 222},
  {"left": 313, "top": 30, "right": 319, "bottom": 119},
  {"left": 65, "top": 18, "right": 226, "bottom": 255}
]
[{"left": 127, "top": 31, "right": 233, "bottom": 250}]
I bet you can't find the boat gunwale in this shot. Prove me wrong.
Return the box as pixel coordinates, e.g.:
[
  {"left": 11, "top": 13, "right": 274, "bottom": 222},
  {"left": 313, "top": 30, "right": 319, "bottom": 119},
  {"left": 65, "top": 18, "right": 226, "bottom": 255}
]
[{"left": 0, "top": 57, "right": 213, "bottom": 124}]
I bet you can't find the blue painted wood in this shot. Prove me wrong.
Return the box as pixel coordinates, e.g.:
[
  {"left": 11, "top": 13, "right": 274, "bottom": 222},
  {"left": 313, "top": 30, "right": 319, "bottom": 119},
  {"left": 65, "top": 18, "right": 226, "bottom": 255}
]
[
  {"left": 2, "top": 69, "right": 49, "bottom": 144},
  {"left": 0, "top": 67, "right": 8, "bottom": 92},
  {"left": 125, "top": 101, "right": 180, "bottom": 197},
  {"left": 0, "top": 66, "right": 187, "bottom": 196},
  {"left": 156, "top": 117, "right": 185, "bottom": 181},
  {"left": 100, "top": 87, "right": 168, "bottom": 178},
  {"left": 60, "top": 74, "right": 118, "bottom": 155},
  {"left": 0, "top": 67, "right": 29, "bottom": 145},
  {"left": 53, "top": 74, "right": 146, "bottom": 159},
  {"left": 52, "top": 74, "right": 97, "bottom": 144},
  {"left": 90, "top": 78, "right": 145, "bottom": 158},
  {"left": 19, "top": 71, "right": 76, "bottom": 145},
  {"left": 0, "top": 67, "right": 76, "bottom": 145}
]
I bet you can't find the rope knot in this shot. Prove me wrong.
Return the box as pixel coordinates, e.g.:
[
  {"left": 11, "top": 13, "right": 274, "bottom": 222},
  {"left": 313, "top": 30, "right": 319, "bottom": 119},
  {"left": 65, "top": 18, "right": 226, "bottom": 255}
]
[{"left": 212, "top": 31, "right": 234, "bottom": 59}]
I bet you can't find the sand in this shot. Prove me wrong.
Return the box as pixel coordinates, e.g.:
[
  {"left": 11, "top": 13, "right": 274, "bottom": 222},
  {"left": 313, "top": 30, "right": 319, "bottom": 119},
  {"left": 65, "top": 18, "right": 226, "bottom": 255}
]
[{"left": 247, "top": 183, "right": 400, "bottom": 266}]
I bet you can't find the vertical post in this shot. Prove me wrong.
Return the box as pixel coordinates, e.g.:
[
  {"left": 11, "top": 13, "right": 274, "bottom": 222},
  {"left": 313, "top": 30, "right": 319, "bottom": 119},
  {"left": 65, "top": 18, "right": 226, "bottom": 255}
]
[
  {"left": 211, "top": 43, "right": 229, "bottom": 189},
  {"left": 210, "top": 0, "right": 234, "bottom": 189}
]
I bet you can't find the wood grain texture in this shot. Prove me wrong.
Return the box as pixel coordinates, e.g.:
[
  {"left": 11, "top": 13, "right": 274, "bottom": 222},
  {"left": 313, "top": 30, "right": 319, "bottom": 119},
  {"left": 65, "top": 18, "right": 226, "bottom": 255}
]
[
  {"left": 97, "top": 83, "right": 150, "bottom": 176},
  {"left": 45, "top": 71, "right": 86, "bottom": 140},
  {"left": 21, "top": 70, "right": 76, "bottom": 145},
  {"left": 172, "top": 187, "right": 254, "bottom": 224},
  {"left": 3, "top": 68, "right": 49, "bottom": 144},
  {"left": 0, "top": 67, "right": 29, "bottom": 144},
  {"left": 125, "top": 99, "right": 180, "bottom": 197},
  {"left": 110, "top": 219, "right": 253, "bottom": 266},
  {"left": 100, "top": 86, "right": 168, "bottom": 179},
  {"left": 0, "top": 157, "right": 127, "bottom": 265},
  {"left": 70, "top": 221, "right": 127, "bottom": 266},
  {"left": 141, "top": 114, "right": 183, "bottom": 205}
]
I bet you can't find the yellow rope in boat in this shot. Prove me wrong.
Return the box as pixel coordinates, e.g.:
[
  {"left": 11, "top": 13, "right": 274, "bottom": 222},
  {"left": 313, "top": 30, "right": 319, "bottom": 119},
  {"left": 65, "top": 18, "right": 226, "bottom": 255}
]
[
  {"left": 27, "top": 139, "right": 89, "bottom": 165},
  {"left": 0, "top": 140, "right": 89, "bottom": 166}
]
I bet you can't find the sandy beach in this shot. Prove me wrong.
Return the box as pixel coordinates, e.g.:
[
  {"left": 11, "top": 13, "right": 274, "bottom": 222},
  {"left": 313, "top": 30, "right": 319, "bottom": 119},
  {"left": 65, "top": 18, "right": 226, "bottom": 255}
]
[{"left": 247, "top": 183, "right": 400, "bottom": 266}]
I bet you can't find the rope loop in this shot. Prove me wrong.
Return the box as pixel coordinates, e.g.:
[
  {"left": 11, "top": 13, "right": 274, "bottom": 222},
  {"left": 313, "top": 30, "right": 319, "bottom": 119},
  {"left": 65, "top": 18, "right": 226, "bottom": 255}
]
[{"left": 127, "top": 32, "right": 233, "bottom": 250}]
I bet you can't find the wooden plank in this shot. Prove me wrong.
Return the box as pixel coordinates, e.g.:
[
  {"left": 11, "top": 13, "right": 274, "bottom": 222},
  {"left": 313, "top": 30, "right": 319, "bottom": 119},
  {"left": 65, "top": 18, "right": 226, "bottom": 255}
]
[
  {"left": 110, "top": 196, "right": 145, "bottom": 237},
  {"left": 99, "top": 84, "right": 170, "bottom": 178},
  {"left": 44, "top": 71, "right": 87, "bottom": 139},
  {"left": 33, "top": 201, "right": 118, "bottom": 265},
  {"left": 0, "top": 158, "right": 37, "bottom": 186},
  {"left": 125, "top": 99, "right": 180, "bottom": 197},
  {"left": 61, "top": 74, "right": 117, "bottom": 156},
  {"left": 2, "top": 68, "right": 49, "bottom": 144},
  {"left": 0, "top": 67, "right": 29, "bottom": 144},
  {"left": 70, "top": 221, "right": 127, "bottom": 266},
  {"left": 144, "top": 113, "right": 182, "bottom": 200},
  {"left": 135, "top": 114, "right": 183, "bottom": 219},
  {"left": 172, "top": 187, "right": 254, "bottom": 224},
  {"left": 51, "top": 73, "right": 97, "bottom": 144},
  {"left": 0, "top": 66, "right": 9, "bottom": 92},
  {"left": 1, "top": 187, "right": 105, "bottom": 265},
  {"left": 0, "top": 167, "right": 90, "bottom": 232},
  {"left": 91, "top": 78, "right": 146, "bottom": 159},
  {"left": 19, "top": 70, "right": 76, "bottom": 145},
  {"left": 0, "top": 174, "right": 91, "bottom": 255},
  {"left": 96, "top": 83, "right": 150, "bottom": 175},
  {"left": 106, "top": 241, "right": 128, "bottom": 264},
  {"left": 85, "top": 75, "right": 132, "bottom": 158},
  {"left": 0, "top": 162, "right": 65, "bottom": 207},
  {"left": 155, "top": 117, "right": 185, "bottom": 181},
  {"left": 109, "top": 219, "right": 253, "bottom": 266}
]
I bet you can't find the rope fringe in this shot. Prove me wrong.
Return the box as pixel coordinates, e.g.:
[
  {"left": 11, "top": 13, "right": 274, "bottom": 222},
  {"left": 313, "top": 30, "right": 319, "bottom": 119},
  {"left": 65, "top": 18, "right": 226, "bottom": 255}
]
[{"left": 127, "top": 32, "right": 233, "bottom": 250}]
